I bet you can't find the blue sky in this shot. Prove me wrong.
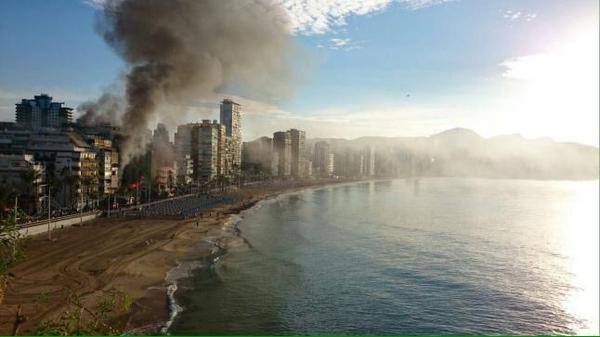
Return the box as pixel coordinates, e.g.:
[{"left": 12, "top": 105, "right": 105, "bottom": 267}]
[{"left": 0, "top": 0, "right": 598, "bottom": 145}]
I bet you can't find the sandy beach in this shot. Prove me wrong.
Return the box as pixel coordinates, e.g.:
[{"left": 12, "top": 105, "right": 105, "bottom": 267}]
[{"left": 0, "top": 179, "right": 350, "bottom": 335}]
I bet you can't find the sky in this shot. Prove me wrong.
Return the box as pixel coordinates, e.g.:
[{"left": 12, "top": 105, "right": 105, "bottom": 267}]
[{"left": 0, "top": 0, "right": 598, "bottom": 145}]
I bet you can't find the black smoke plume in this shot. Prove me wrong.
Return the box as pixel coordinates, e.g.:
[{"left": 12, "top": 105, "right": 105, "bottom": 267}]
[{"left": 84, "top": 0, "right": 296, "bottom": 164}]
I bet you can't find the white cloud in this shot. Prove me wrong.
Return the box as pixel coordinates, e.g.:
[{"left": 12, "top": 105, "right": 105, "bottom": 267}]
[
  {"left": 278, "top": 0, "right": 393, "bottom": 34},
  {"left": 524, "top": 13, "right": 537, "bottom": 21},
  {"left": 84, "top": 0, "right": 104, "bottom": 9},
  {"left": 281, "top": 0, "right": 454, "bottom": 34},
  {"left": 86, "top": 0, "right": 454, "bottom": 35},
  {"left": 330, "top": 38, "right": 350, "bottom": 47},
  {"left": 173, "top": 94, "right": 457, "bottom": 142},
  {"left": 498, "top": 26, "right": 599, "bottom": 146},
  {"left": 326, "top": 37, "right": 363, "bottom": 50},
  {"left": 503, "top": 9, "right": 536, "bottom": 22}
]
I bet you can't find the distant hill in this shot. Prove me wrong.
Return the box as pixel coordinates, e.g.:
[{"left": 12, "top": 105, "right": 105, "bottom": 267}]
[{"left": 307, "top": 128, "right": 599, "bottom": 180}]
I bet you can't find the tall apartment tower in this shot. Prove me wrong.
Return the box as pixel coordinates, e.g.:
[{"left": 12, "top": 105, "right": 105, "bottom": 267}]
[
  {"left": 153, "top": 123, "right": 170, "bottom": 145},
  {"left": 289, "top": 129, "right": 306, "bottom": 178},
  {"left": 363, "top": 146, "right": 375, "bottom": 176},
  {"left": 174, "top": 124, "right": 195, "bottom": 184},
  {"left": 191, "top": 120, "right": 221, "bottom": 180},
  {"left": 273, "top": 131, "right": 291, "bottom": 177},
  {"left": 242, "top": 136, "right": 275, "bottom": 175},
  {"left": 15, "top": 94, "right": 72, "bottom": 129},
  {"left": 314, "top": 141, "right": 334, "bottom": 177},
  {"left": 151, "top": 123, "right": 175, "bottom": 179},
  {"left": 215, "top": 122, "right": 227, "bottom": 177},
  {"left": 219, "top": 99, "right": 242, "bottom": 176}
]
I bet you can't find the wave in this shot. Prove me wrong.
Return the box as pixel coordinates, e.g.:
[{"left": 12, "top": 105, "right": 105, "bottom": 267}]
[
  {"left": 160, "top": 187, "right": 337, "bottom": 333},
  {"left": 161, "top": 247, "right": 220, "bottom": 334},
  {"left": 161, "top": 282, "right": 183, "bottom": 334}
]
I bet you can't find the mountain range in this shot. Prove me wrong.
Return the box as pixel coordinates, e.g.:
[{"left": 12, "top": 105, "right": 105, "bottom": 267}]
[{"left": 307, "top": 128, "right": 599, "bottom": 180}]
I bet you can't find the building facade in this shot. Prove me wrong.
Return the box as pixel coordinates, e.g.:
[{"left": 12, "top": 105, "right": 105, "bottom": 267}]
[
  {"left": 334, "top": 149, "right": 364, "bottom": 177},
  {"left": 289, "top": 129, "right": 306, "bottom": 178},
  {"left": 27, "top": 130, "right": 99, "bottom": 208},
  {"left": 15, "top": 94, "right": 72, "bottom": 129},
  {"left": 0, "top": 153, "right": 45, "bottom": 213},
  {"left": 151, "top": 123, "right": 176, "bottom": 181},
  {"left": 273, "top": 131, "right": 291, "bottom": 177},
  {"left": 363, "top": 145, "right": 376, "bottom": 176},
  {"left": 313, "top": 141, "right": 334, "bottom": 177},
  {"left": 219, "top": 99, "right": 242, "bottom": 176},
  {"left": 86, "top": 136, "right": 119, "bottom": 195},
  {"left": 215, "top": 123, "right": 228, "bottom": 177},
  {"left": 0, "top": 153, "right": 45, "bottom": 190},
  {"left": 242, "top": 136, "right": 275, "bottom": 175},
  {"left": 174, "top": 124, "right": 195, "bottom": 184},
  {"left": 191, "top": 120, "right": 221, "bottom": 181}
]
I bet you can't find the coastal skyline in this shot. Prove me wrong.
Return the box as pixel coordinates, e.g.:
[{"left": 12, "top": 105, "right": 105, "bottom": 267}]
[
  {"left": 0, "top": 0, "right": 598, "bottom": 146},
  {"left": 0, "top": 1, "right": 598, "bottom": 335}
]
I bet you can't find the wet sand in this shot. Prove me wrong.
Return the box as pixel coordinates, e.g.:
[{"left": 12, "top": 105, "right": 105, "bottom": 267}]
[{"left": 0, "top": 180, "right": 351, "bottom": 334}]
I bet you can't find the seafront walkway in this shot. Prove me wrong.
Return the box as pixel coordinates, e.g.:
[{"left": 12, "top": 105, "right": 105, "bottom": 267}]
[
  {"left": 17, "top": 178, "right": 347, "bottom": 237},
  {"left": 138, "top": 194, "right": 233, "bottom": 219}
]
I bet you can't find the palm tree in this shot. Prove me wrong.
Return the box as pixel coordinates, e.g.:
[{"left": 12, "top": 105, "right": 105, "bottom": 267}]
[
  {"left": 81, "top": 176, "right": 95, "bottom": 210},
  {"left": 167, "top": 173, "right": 174, "bottom": 196},
  {"left": 60, "top": 167, "right": 79, "bottom": 210},
  {"left": 0, "top": 184, "right": 17, "bottom": 220},
  {"left": 19, "top": 168, "right": 40, "bottom": 196},
  {"left": 19, "top": 167, "right": 43, "bottom": 214}
]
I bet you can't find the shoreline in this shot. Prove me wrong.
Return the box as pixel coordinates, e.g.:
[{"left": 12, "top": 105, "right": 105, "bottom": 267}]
[
  {"left": 156, "top": 202, "right": 253, "bottom": 334},
  {"left": 147, "top": 178, "right": 376, "bottom": 334},
  {"left": 0, "top": 178, "right": 370, "bottom": 335}
]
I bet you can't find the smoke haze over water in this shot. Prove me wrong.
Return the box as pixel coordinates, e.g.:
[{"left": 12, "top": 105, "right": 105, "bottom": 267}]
[{"left": 80, "top": 0, "right": 298, "bottom": 164}]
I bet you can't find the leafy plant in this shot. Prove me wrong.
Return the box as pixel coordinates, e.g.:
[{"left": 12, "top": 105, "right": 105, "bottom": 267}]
[
  {"left": 34, "top": 292, "right": 50, "bottom": 304},
  {"left": 33, "top": 291, "right": 131, "bottom": 336},
  {"left": 0, "top": 213, "right": 24, "bottom": 304}
]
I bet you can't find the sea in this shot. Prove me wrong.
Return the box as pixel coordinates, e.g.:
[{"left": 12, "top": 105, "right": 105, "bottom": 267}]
[{"left": 169, "top": 178, "right": 599, "bottom": 335}]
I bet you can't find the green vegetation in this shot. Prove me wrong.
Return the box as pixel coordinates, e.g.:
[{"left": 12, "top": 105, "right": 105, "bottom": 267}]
[
  {"left": 0, "top": 212, "right": 24, "bottom": 304},
  {"left": 34, "top": 292, "right": 130, "bottom": 336}
]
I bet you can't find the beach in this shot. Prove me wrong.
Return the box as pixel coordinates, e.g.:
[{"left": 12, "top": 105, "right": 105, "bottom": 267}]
[{"left": 0, "top": 179, "right": 350, "bottom": 335}]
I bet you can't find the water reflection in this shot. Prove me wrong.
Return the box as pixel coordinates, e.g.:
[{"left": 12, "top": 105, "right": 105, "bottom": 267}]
[{"left": 172, "top": 178, "right": 599, "bottom": 335}]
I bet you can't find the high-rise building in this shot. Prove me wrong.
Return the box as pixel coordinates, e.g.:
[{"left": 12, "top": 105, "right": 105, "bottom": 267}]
[
  {"left": 215, "top": 122, "right": 227, "bottom": 177},
  {"left": 15, "top": 94, "right": 72, "bottom": 129},
  {"left": 334, "top": 147, "right": 370, "bottom": 177},
  {"left": 289, "top": 129, "right": 306, "bottom": 178},
  {"left": 220, "top": 99, "right": 242, "bottom": 176},
  {"left": 176, "top": 118, "right": 229, "bottom": 183},
  {"left": 313, "top": 141, "right": 334, "bottom": 177},
  {"left": 174, "top": 124, "right": 195, "bottom": 184},
  {"left": 85, "top": 135, "right": 119, "bottom": 195},
  {"left": 242, "top": 136, "right": 275, "bottom": 175},
  {"left": 303, "top": 159, "right": 313, "bottom": 178},
  {"left": 273, "top": 131, "right": 291, "bottom": 177},
  {"left": 153, "top": 123, "right": 170, "bottom": 145},
  {"left": 326, "top": 153, "right": 335, "bottom": 176},
  {"left": 151, "top": 123, "right": 175, "bottom": 179},
  {"left": 271, "top": 150, "right": 279, "bottom": 176},
  {"left": 363, "top": 146, "right": 376, "bottom": 176},
  {"left": 191, "top": 120, "right": 222, "bottom": 181}
]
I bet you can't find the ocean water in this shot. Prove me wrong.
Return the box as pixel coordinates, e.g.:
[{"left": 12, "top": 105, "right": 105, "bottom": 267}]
[{"left": 171, "top": 178, "right": 599, "bottom": 335}]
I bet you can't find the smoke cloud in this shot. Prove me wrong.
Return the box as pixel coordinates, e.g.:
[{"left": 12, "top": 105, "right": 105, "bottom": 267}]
[
  {"left": 77, "top": 92, "right": 124, "bottom": 127},
  {"left": 85, "top": 0, "right": 297, "bottom": 165}
]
